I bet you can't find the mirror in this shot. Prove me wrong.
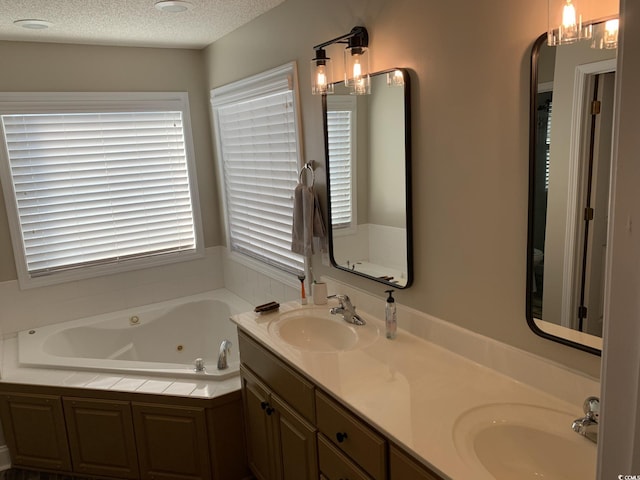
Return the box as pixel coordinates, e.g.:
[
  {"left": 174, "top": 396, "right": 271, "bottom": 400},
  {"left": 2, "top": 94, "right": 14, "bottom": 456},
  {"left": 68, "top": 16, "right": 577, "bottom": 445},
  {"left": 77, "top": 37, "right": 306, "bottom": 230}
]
[
  {"left": 323, "top": 69, "right": 412, "bottom": 288},
  {"left": 527, "top": 22, "right": 617, "bottom": 354}
]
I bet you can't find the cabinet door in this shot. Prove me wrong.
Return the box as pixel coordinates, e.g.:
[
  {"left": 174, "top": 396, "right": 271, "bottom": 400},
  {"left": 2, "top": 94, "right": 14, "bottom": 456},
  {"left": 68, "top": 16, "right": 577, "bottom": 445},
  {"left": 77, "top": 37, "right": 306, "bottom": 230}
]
[
  {"left": 132, "top": 402, "right": 211, "bottom": 480},
  {"left": 271, "top": 393, "right": 318, "bottom": 480},
  {"left": 0, "top": 393, "right": 71, "bottom": 472},
  {"left": 63, "top": 397, "right": 139, "bottom": 479},
  {"left": 390, "top": 445, "right": 443, "bottom": 480},
  {"left": 241, "top": 366, "right": 276, "bottom": 480}
]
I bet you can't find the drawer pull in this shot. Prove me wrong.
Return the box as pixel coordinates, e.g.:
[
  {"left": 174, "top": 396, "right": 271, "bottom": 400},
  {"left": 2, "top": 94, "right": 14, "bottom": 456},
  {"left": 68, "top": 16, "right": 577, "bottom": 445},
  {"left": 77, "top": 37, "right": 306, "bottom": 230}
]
[{"left": 336, "top": 431, "right": 348, "bottom": 443}]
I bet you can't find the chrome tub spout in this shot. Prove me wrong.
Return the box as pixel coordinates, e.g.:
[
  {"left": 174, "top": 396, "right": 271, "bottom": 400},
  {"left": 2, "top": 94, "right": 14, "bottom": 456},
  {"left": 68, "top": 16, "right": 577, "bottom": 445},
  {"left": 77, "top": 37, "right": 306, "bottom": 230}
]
[{"left": 217, "top": 339, "right": 232, "bottom": 370}]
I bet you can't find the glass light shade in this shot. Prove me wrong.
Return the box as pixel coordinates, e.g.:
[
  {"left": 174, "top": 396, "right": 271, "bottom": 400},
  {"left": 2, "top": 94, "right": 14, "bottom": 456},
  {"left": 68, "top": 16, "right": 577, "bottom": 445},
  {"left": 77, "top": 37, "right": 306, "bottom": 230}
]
[
  {"left": 311, "top": 57, "right": 334, "bottom": 95},
  {"left": 548, "top": 0, "right": 591, "bottom": 45},
  {"left": 387, "top": 70, "right": 405, "bottom": 87},
  {"left": 344, "top": 47, "right": 370, "bottom": 95}
]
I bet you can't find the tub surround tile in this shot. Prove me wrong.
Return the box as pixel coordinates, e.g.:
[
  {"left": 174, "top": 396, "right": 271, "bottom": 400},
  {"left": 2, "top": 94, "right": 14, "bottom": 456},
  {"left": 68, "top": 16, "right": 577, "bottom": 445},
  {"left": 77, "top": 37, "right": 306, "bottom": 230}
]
[
  {"left": 110, "top": 377, "right": 148, "bottom": 392},
  {"left": 84, "top": 375, "right": 124, "bottom": 390},
  {"left": 190, "top": 376, "right": 241, "bottom": 398},
  {"left": 136, "top": 379, "right": 174, "bottom": 394},
  {"left": 163, "top": 381, "right": 197, "bottom": 396},
  {"left": 62, "top": 372, "right": 101, "bottom": 388}
]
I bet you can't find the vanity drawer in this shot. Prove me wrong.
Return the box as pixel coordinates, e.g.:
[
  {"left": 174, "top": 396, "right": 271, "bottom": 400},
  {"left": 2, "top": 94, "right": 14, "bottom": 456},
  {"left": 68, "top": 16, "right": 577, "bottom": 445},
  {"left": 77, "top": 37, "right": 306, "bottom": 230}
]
[
  {"left": 318, "top": 434, "right": 372, "bottom": 480},
  {"left": 315, "top": 391, "right": 386, "bottom": 480},
  {"left": 238, "top": 330, "right": 315, "bottom": 422}
]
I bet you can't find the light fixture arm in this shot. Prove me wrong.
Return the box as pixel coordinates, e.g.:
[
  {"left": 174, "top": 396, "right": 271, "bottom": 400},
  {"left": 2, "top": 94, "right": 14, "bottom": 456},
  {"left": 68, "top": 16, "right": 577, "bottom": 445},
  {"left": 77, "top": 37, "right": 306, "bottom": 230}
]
[{"left": 313, "top": 26, "right": 369, "bottom": 52}]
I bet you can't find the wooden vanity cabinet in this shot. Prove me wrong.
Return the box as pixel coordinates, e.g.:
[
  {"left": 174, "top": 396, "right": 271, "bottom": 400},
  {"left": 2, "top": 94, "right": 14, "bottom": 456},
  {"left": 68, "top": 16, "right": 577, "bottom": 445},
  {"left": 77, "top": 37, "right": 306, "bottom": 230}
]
[
  {"left": 63, "top": 397, "right": 138, "bottom": 479},
  {"left": 0, "top": 393, "right": 71, "bottom": 472},
  {"left": 240, "top": 365, "right": 318, "bottom": 480},
  {"left": 389, "top": 445, "right": 442, "bottom": 480},
  {"left": 238, "top": 329, "right": 445, "bottom": 480}
]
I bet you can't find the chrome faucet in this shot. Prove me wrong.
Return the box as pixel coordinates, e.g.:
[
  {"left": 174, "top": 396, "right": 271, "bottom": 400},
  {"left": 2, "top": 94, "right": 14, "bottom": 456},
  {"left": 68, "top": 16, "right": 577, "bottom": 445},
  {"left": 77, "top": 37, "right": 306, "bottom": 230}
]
[
  {"left": 217, "top": 339, "right": 232, "bottom": 370},
  {"left": 572, "top": 396, "right": 599, "bottom": 443},
  {"left": 328, "top": 294, "right": 365, "bottom": 325}
]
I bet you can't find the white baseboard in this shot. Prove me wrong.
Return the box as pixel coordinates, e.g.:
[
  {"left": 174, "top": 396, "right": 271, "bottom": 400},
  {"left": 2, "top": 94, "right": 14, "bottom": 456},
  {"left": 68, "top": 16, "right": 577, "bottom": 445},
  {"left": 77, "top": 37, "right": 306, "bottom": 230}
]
[{"left": 0, "top": 445, "right": 11, "bottom": 471}]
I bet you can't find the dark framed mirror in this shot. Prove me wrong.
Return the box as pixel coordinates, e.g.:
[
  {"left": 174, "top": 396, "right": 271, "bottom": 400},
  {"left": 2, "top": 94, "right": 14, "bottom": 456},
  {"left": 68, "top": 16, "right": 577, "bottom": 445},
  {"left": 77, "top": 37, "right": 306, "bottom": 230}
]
[
  {"left": 527, "top": 22, "right": 617, "bottom": 355},
  {"left": 323, "top": 68, "right": 412, "bottom": 288}
]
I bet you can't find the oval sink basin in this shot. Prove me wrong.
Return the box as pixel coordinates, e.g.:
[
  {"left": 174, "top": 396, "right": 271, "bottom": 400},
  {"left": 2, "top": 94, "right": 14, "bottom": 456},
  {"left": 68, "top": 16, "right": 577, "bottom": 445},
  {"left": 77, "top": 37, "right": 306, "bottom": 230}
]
[
  {"left": 268, "top": 308, "right": 379, "bottom": 352},
  {"left": 453, "top": 403, "right": 596, "bottom": 479}
]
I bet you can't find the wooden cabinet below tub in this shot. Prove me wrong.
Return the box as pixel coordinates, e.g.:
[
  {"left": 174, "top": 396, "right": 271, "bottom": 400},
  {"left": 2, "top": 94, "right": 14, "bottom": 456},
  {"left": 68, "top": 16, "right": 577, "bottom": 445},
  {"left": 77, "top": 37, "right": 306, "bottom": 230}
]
[
  {"left": 63, "top": 397, "right": 138, "bottom": 479},
  {"left": 0, "top": 384, "right": 250, "bottom": 480},
  {"left": 0, "top": 393, "right": 71, "bottom": 472}
]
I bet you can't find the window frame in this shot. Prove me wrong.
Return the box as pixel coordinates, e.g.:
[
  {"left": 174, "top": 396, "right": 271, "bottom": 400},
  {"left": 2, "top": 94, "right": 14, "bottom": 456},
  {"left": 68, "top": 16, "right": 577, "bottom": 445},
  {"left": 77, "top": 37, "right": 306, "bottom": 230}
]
[
  {"left": 210, "top": 62, "right": 306, "bottom": 286},
  {"left": 0, "top": 92, "right": 205, "bottom": 289}
]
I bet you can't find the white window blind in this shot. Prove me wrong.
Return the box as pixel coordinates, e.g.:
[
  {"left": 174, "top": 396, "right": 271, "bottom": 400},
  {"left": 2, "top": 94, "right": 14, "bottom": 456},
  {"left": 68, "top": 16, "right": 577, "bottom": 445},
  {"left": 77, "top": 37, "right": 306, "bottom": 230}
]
[
  {"left": 327, "top": 110, "right": 354, "bottom": 229},
  {"left": 545, "top": 101, "right": 552, "bottom": 191},
  {"left": 0, "top": 93, "right": 203, "bottom": 288},
  {"left": 211, "top": 63, "right": 304, "bottom": 276}
]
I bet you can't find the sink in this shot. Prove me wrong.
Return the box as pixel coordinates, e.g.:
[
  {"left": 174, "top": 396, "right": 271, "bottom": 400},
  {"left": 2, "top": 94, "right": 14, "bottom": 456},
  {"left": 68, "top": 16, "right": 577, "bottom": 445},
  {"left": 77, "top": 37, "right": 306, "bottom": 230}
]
[
  {"left": 453, "top": 403, "right": 596, "bottom": 479},
  {"left": 267, "top": 308, "right": 379, "bottom": 352}
]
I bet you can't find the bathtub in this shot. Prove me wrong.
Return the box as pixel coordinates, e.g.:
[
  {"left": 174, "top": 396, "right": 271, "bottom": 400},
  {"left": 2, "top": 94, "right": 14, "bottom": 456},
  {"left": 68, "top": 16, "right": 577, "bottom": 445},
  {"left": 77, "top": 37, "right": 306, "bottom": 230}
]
[{"left": 17, "top": 289, "right": 254, "bottom": 380}]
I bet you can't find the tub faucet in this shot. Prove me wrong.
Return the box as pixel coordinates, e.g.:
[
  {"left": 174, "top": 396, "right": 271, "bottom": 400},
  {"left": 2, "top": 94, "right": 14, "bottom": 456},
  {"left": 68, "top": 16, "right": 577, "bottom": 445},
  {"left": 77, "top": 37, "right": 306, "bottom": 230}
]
[
  {"left": 572, "top": 396, "right": 599, "bottom": 443},
  {"left": 328, "top": 294, "right": 365, "bottom": 325},
  {"left": 217, "top": 339, "right": 232, "bottom": 370}
]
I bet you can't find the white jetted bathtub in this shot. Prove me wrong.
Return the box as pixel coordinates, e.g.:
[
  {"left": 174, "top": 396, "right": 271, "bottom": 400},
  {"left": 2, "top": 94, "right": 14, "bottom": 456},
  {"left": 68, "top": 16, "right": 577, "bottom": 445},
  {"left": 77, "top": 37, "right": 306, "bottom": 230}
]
[{"left": 18, "top": 289, "right": 253, "bottom": 379}]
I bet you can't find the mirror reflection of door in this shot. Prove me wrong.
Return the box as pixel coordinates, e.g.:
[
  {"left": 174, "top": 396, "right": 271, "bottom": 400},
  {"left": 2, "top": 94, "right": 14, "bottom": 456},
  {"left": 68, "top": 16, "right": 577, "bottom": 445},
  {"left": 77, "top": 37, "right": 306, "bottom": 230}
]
[
  {"left": 531, "top": 33, "right": 616, "bottom": 342},
  {"left": 577, "top": 71, "right": 615, "bottom": 336}
]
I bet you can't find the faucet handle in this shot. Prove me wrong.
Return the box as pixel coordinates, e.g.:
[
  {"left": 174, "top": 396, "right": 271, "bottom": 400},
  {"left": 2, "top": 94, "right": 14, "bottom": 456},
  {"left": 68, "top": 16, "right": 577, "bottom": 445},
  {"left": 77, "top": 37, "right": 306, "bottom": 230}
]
[
  {"left": 327, "top": 294, "right": 350, "bottom": 307},
  {"left": 583, "top": 396, "right": 600, "bottom": 420}
]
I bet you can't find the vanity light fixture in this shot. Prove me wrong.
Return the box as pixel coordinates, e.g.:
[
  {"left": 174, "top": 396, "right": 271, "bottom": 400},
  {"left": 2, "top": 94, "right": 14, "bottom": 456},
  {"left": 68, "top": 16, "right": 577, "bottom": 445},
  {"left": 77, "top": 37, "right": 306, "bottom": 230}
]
[
  {"left": 591, "top": 18, "right": 619, "bottom": 49},
  {"left": 387, "top": 69, "right": 405, "bottom": 87},
  {"left": 13, "top": 19, "right": 52, "bottom": 30},
  {"left": 311, "top": 48, "right": 334, "bottom": 95},
  {"left": 154, "top": 1, "right": 194, "bottom": 13},
  {"left": 311, "top": 26, "right": 370, "bottom": 95},
  {"left": 547, "top": 0, "right": 591, "bottom": 45}
]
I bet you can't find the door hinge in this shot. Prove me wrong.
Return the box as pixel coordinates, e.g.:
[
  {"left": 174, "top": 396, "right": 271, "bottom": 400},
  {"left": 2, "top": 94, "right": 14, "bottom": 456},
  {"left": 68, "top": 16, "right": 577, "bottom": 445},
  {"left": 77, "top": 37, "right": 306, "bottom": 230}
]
[
  {"left": 584, "top": 207, "right": 594, "bottom": 221},
  {"left": 578, "top": 305, "right": 588, "bottom": 319},
  {"left": 591, "top": 100, "right": 601, "bottom": 115}
]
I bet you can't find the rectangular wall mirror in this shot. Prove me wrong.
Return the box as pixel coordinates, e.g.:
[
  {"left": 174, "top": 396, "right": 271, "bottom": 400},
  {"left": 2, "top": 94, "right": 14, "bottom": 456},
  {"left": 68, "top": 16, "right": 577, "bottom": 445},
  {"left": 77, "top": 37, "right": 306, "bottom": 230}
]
[
  {"left": 323, "top": 68, "right": 412, "bottom": 288},
  {"left": 527, "top": 21, "right": 617, "bottom": 354}
]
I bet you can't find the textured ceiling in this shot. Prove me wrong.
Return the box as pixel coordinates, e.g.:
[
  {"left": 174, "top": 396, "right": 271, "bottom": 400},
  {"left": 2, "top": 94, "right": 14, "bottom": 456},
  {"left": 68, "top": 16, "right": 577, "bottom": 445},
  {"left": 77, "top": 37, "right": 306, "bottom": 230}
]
[{"left": 0, "top": 0, "right": 286, "bottom": 49}]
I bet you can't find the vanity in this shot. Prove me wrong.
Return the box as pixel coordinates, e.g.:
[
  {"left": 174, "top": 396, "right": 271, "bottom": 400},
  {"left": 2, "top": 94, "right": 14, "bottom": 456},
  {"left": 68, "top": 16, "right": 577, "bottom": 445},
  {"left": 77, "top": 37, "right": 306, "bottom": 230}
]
[
  {"left": 238, "top": 329, "right": 436, "bottom": 480},
  {"left": 232, "top": 296, "right": 599, "bottom": 480}
]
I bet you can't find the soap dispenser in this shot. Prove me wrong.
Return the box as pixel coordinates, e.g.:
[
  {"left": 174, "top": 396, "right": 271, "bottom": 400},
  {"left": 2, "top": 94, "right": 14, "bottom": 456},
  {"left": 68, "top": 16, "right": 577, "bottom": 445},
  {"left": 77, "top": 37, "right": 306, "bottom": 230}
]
[{"left": 385, "top": 289, "right": 397, "bottom": 339}]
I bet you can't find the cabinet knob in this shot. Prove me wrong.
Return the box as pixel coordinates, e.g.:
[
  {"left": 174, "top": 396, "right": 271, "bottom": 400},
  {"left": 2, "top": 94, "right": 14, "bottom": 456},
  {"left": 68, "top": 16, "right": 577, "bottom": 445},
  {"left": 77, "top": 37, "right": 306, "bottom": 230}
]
[
  {"left": 265, "top": 407, "right": 274, "bottom": 416},
  {"left": 260, "top": 401, "right": 269, "bottom": 410},
  {"left": 336, "top": 432, "right": 348, "bottom": 443}
]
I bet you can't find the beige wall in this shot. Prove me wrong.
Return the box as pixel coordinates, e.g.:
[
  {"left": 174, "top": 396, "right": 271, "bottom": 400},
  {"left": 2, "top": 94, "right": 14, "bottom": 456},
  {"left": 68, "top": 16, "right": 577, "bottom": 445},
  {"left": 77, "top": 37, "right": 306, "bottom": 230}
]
[
  {"left": 0, "top": 41, "right": 221, "bottom": 281},
  {"left": 204, "top": 0, "right": 605, "bottom": 376},
  {"left": 368, "top": 73, "right": 405, "bottom": 228}
]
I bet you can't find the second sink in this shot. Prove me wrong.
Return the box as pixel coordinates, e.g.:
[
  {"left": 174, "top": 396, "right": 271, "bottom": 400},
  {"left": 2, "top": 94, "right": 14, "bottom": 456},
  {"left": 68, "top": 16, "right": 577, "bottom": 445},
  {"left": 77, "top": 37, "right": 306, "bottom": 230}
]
[{"left": 453, "top": 403, "right": 596, "bottom": 479}]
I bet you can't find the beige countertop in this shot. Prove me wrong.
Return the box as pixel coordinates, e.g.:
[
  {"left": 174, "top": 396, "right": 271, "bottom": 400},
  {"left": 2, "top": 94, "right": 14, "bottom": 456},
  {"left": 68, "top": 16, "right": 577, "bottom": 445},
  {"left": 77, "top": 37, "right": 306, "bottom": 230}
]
[{"left": 231, "top": 301, "right": 597, "bottom": 480}]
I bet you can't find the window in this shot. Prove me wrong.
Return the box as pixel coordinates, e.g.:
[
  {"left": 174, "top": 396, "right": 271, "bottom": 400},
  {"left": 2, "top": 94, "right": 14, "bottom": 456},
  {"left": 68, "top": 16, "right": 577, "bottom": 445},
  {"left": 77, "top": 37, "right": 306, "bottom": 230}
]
[
  {"left": 211, "top": 62, "right": 304, "bottom": 276},
  {"left": 326, "top": 96, "right": 357, "bottom": 230},
  {"left": 0, "top": 92, "right": 203, "bottom": 288}
]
